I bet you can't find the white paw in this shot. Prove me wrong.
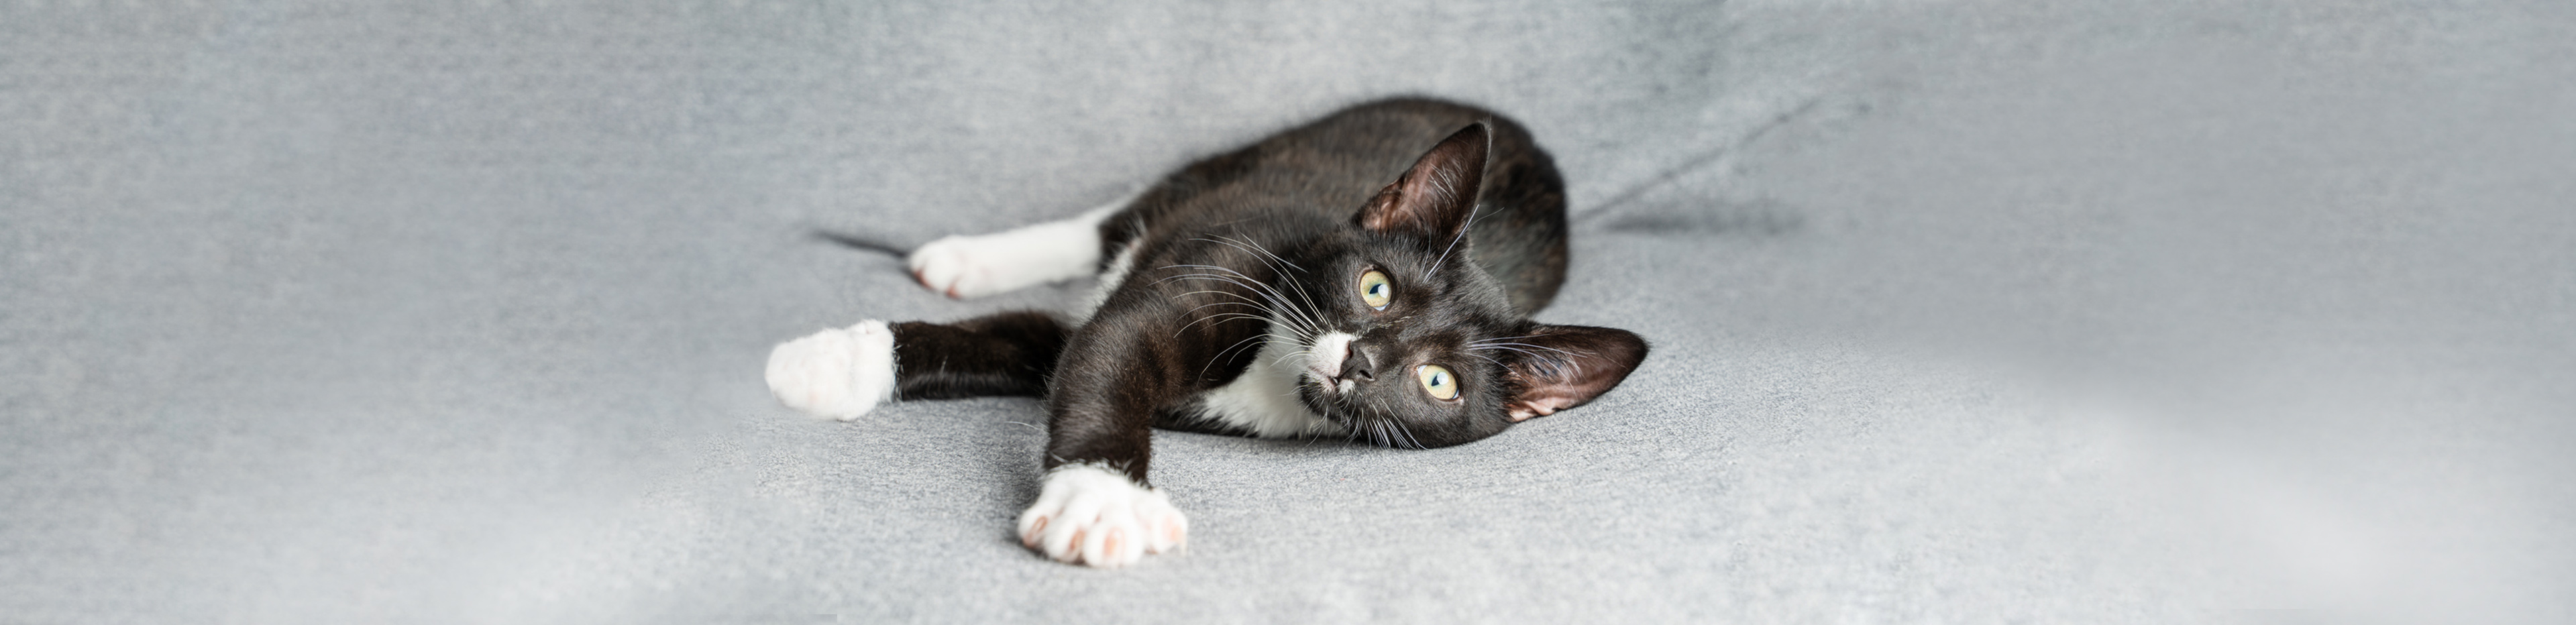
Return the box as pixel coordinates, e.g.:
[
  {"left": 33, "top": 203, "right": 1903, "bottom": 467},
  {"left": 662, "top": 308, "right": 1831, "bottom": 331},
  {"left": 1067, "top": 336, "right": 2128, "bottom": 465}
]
[
  {"left": 906, "top": 219, "right": 1101, "bottom": 299},
  {"left": 1016, "top": 463, "right": 1188, "bottom": 568},
  {"left": 763, "top": 320, "right": 896, "bottom": 420}
]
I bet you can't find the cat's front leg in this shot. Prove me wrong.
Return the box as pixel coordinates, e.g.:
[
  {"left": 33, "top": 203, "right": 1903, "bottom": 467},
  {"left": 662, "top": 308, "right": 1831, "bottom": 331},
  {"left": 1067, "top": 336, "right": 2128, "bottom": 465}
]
[{"left": 1014, "top": 310, "right": 1201, "bottom": 567}]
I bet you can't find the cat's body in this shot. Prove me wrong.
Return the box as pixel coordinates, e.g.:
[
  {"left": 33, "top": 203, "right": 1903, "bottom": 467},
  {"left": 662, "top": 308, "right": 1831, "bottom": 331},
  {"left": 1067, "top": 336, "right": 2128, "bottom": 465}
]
[{"left": 765, "top": 98, "right": 1648, "bottom": 567}]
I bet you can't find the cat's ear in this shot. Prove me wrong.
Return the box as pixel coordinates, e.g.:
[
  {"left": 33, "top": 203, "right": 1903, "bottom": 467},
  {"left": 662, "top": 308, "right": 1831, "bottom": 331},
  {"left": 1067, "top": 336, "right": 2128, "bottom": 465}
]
[
  {"left": 1497, "top": 324, "right": 1649, "bottom": 422},
  {"left": 1355, "top": 122, "right": 1488, "bottom": 245}
]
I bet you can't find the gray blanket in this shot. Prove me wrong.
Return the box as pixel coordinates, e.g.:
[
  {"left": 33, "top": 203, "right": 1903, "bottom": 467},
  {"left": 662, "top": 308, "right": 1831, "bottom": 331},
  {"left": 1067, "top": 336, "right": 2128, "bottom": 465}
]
[{"left": 7, "top": 1, "right": 2570, "bottom": 622}]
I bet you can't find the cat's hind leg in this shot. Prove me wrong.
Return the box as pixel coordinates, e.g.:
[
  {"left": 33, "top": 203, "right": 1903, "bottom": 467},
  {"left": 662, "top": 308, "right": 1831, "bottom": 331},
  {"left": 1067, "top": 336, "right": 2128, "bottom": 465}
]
[
  {"left": 765, "top": 311, "right": 1070, "bottom": 419},
  {"left": 907, "top": 192, "right": 1135, "bottom": 298},
  {"left": 766, "top": 320, "right": 898, "bottom": 420},
  {"left": 886, "top": 310, "right": 1067, "bottom": 399}
]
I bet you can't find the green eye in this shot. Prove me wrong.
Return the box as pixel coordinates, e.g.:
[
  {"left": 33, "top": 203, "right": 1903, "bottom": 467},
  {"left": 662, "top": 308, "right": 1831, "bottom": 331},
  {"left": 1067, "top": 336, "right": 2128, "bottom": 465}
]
[
  {"left": 1358, "top": 270, "right": 1392, "bottom": 309},
  {"left": 1416, "top": 364, "right": 1458, "bottom": 400}
]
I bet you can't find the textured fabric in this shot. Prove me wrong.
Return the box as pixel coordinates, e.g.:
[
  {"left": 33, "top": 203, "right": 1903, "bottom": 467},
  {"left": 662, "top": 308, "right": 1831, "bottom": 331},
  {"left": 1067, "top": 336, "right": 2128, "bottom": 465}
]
[{"left": 5, "top": 1, "right": 2571, "bottom": 623}]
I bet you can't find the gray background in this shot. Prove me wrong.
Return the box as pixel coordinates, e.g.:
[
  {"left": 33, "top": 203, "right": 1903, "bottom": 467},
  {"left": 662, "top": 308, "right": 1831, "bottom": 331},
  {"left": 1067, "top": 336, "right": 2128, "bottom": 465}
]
[{"left": 5, "top": 1, "right": 2571, "bottom": 623}]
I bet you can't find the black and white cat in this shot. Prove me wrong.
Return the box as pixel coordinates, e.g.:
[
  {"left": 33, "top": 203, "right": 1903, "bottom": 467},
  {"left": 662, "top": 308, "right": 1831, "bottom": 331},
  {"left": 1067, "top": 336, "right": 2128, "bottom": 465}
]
[{"left": 765, "top": 98, "right": 1648, "bottom": 567}]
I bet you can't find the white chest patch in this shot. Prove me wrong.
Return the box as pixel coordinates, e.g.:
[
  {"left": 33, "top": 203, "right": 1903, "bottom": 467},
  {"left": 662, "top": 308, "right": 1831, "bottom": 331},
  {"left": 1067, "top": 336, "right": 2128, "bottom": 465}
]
[{"left": 1192, "top": 321, "right": 1346, "bottom": 439}]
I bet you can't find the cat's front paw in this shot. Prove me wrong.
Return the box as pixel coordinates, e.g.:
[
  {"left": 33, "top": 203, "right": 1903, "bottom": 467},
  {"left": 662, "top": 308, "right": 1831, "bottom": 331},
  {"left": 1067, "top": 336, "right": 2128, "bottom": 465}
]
[
  {"left": 1016, "top": 463, "right": 1187, "bottom": 568},
  {"left": 764, "top": 320, "right": 896, "bottom": 420}
]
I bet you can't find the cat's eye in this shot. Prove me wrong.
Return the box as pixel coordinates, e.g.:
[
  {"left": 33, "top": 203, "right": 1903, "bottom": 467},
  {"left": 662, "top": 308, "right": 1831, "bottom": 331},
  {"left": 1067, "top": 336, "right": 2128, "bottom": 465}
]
[
  {"left": 1357, "top": 270, "right": 1393, "bottom": 310},
  {"left": 1416, "top": 364, "right": 1458, "bottom": 400}
]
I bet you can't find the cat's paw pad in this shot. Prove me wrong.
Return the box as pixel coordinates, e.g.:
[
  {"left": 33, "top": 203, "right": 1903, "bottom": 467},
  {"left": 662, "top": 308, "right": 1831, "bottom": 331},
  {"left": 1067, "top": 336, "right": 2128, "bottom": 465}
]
[
  {"left": 764, "top": 320, "right": 896, "bottom": 420},
  {"left": 1016, "top": 463, "right": 1187, "bottom": 568},
  {"left": 906, "top": 225, "right": 1093, "bottom": 299}
]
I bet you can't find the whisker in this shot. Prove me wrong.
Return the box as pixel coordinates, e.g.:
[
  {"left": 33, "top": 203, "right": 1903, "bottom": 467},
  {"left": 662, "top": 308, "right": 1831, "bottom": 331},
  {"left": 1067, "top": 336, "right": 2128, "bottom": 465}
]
[
  {"left": 1277, "top": 274, "right": 1324, "bottom": 332},
  {"left": 1164, "top": 264, "right": 1326, "bottom": 335},
  {"left": 1165, "top": 279, "right": 1315, "bottom": 339},
  {"left": 1159, "top": 272, "right": 1322, "bottom": 339},
  {"left": 1177, "top": 294, "right": 1277, "bottom": 319},
  {"left": 1178, "top": 312, "right": 1277, "bottom": 336},
  {"left": 1197, "top": 331, "right": 1275, "bottom": 381},
  {"left": 1270, "top": 345, "right": 1308, "bottom": 368},
  {"left": 1466, "top": 341, "right": 1588, "bottom": 358},
  {"left": 1392, "top": 418, "right": 1425, "bottom": 450},
  {"left": 1426, "top": 203, "right": 1485, "bottom": 278},
  {"left": 1209, "top": 236, "right": 1329, "bottom": 329},
  {"left": 1201, "top": 235, "right": 1330, "bottom": 334},
  {"left": 1472, "top": 347, "right": 1588, "bottom": 376},
  {"left": 1196, "top": 235, "right": 1307, "bottom": 273},
  {"left": 1465, "top": 345, "right": 1543, "bottom": 360},
  {"left": 1175, "top": 290, "right": 1273, "bottom": 310}
]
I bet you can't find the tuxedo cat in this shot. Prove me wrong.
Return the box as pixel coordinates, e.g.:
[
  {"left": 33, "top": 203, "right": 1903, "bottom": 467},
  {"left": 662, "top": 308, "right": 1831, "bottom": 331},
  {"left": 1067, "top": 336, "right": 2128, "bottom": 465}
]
[{"left": 765, "top": 98, "right": 1648, "bottom": 568}]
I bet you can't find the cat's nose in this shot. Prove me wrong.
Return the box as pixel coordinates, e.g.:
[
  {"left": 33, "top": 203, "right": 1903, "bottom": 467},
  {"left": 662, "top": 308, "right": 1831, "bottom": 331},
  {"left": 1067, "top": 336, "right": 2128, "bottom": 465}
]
[
  {"left": 1308, "top": 333, "right": 1355, "bottom": 383},
  {"left": 1340, "top": 345, "right": 1377, "bottom": 382}
]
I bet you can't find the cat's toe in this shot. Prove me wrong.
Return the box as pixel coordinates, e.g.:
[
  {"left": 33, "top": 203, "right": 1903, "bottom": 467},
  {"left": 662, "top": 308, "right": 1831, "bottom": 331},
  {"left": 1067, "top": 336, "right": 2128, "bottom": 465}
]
[
  {"left": 763, "top": 321, "right": 896, "bottom": 420},
  {"left": 906, "top": 235, "right": 994, "bottom": 298},
  {"left": 1140, "top": 496, "right": 1187, "bottom": 555},
  {"left": 1017, "top": 463, "right": 1185, "bottom": 568}
]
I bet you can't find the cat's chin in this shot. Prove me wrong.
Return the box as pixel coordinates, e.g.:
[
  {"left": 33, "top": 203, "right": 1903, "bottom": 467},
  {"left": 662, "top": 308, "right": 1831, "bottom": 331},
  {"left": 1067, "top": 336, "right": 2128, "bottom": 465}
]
[{"left": 1293, "top": 378, "right": 1356, "bottom": 424}]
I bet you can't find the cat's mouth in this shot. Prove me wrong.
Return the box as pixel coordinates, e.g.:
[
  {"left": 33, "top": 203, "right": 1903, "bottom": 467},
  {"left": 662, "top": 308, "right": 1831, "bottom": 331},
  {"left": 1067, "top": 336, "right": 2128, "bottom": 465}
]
[
  {"left": 1306, "top": 371, "right": 1356, "bottom": 396},
  {"left": 1295, "top": 378, "right": 1356, "bottom": 424}
]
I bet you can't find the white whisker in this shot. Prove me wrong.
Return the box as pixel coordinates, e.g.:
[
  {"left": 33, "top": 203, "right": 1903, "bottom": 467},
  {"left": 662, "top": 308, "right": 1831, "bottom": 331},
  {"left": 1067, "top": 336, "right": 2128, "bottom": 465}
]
[
  {"left": 1160, "top": 266, "right": 1325, "bottom": 337},
  {"left": 1197, "top": 235, "right": 1306, "bottom": 273},
  {"left": 1426, "top": 203, "right": 1485, "bottom": 278}
]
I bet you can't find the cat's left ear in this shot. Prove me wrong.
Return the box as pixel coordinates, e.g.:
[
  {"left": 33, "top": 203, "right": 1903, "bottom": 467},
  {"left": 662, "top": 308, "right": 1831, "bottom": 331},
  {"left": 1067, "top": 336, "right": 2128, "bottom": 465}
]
[
  {"left": 1356, "top": 122, "right": 1488, "bottom": 245},
  {"left": 1497, "top": 324, "right": 1650, "bottom": 422}
]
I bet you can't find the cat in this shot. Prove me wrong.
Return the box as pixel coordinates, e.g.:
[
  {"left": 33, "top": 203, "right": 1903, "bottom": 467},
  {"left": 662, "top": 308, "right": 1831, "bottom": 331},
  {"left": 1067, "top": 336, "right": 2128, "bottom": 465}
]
[{"left": 764, "top": 98, "right": 1650, "bottom": 568}]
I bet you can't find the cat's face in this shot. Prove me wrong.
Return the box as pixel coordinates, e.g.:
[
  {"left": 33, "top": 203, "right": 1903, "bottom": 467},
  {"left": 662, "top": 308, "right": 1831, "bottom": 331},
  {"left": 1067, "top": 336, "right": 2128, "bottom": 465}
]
[
  {"left": 1273, "top": 122, "right": 1648, "bottom": 449},
  {"left": 1285, "top": 231, "right": 1530, "bottom": 448}
]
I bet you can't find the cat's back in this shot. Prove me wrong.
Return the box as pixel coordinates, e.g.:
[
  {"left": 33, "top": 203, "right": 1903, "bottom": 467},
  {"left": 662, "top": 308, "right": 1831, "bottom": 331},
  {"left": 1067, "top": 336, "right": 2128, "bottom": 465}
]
[
  {"left": 1250, "top": 99, "right": 1542, "bottom": 211},
  {"left": 1166, "top": 98, "right": 1570, "bottom": 313}
]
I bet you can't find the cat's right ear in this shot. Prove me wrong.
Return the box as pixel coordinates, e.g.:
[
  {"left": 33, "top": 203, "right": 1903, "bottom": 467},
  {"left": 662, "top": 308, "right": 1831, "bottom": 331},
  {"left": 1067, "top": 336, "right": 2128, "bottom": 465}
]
[{"left": 1355, "top": 122, "right": 1489, "bottom": 245}]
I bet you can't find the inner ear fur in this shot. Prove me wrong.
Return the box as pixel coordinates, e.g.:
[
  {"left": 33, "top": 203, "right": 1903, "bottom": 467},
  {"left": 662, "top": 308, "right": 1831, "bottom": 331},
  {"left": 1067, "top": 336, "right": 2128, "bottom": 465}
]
[
  {"left": 1497, "top": 324, "right": 1650, "bottom": 422},
  {"left": 1355, "top": 121, "right": 1489, "bottom": 245}
]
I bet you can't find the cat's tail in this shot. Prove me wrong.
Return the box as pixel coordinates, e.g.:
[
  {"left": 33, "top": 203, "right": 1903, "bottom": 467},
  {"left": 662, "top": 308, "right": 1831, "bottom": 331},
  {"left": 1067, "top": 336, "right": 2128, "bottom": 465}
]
[{"left": 808, "top": 229, "right": 910, "bottom": 258}]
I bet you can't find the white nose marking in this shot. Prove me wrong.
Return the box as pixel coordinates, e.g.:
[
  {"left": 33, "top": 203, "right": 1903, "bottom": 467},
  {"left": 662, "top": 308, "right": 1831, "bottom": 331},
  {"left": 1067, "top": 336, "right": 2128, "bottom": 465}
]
[{"left": 1309, "top": 332, "right": 1356, "bottom": 382}]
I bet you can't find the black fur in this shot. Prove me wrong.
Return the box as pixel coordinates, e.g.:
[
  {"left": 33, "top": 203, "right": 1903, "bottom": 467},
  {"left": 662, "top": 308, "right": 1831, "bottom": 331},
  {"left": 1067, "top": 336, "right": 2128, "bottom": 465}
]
[
  {"left": 888, "top": 312, "right": 1067, "bottom": 399},
  {"left": 885, "top": 99, "right": 1648, "bottom": 486}
]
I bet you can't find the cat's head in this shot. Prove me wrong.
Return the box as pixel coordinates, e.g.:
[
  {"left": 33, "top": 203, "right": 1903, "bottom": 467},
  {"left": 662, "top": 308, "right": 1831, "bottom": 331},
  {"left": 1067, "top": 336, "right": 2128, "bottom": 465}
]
[{"left": 1287, "top": 123, "right": 1649, "bottom": 448}]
